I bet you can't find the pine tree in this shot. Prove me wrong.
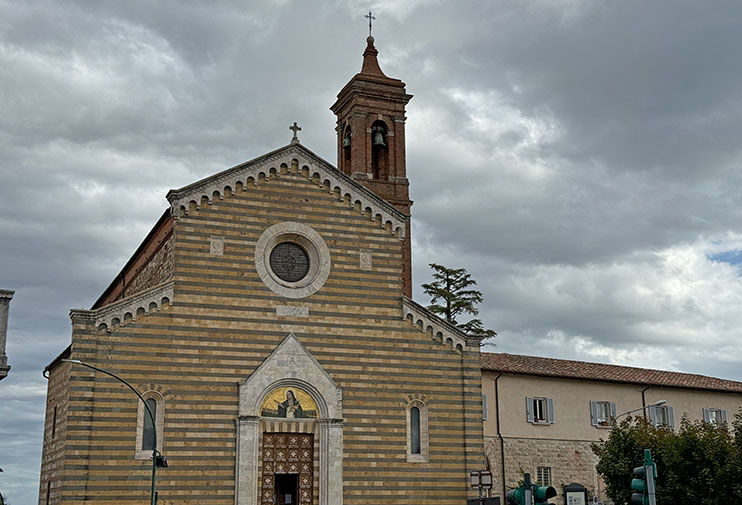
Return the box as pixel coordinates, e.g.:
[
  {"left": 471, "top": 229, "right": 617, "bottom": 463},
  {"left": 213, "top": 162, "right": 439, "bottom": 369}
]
[{"left": 421, "top": 263, "right": 496, "bottom": 340}]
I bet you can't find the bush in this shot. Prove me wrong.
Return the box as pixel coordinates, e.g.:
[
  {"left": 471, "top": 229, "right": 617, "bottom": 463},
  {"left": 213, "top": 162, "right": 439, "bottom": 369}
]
[{"left": 591, "top": 412, "right": 742, "bottom": 504}]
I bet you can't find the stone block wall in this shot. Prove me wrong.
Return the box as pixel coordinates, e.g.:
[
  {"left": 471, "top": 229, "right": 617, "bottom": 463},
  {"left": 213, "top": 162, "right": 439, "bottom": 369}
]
[
  {"left": 485, "top": 436, "right": 605, "bottom": 505},
  {"left": 38, "top": 360, "right": 71, "bottom": 505},
  {"left": 46, "top": 157, "right": 482, "bottom": 505}
]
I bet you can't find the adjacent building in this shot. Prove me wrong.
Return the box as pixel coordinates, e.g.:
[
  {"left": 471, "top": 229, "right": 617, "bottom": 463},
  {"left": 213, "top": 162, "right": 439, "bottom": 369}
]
[
  {"left": 481, "top": 352, "right": 742, "bottom": 504},
  {"left": 0, "top": 289, "right": 13, "bottom": 381}
]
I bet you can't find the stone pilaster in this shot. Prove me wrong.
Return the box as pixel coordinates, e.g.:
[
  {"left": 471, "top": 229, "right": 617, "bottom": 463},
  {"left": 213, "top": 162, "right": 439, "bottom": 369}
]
[
  {"left": 235, "top": 415, "right": 260, "bottom": 505},
  {"left": 0, "top": 289, "right": 14, "bottom": 380}
]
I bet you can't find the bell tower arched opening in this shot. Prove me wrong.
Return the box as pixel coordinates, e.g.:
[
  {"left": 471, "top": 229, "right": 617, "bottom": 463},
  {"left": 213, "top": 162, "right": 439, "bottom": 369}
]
[{"left": 370, "top": 120, "right": 388, "bottom": 179}]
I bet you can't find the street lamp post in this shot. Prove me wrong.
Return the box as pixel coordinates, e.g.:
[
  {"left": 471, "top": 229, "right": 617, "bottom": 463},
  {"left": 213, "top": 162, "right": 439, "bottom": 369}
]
[
  {"left": 614, "top": 399, "right": 667, "bottom": 421},
  {"left": 61, "top": 359, "right": 167, "bottom": 505}
]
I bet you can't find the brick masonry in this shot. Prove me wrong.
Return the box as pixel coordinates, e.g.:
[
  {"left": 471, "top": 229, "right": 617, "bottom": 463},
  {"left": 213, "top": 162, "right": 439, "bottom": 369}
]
[{"left": 125, "top": 234, "right": 173, "bottom": 297}]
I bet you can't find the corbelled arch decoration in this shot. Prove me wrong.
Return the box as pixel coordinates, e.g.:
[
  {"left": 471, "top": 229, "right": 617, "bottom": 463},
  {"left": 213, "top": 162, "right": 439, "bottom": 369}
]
[{"left": 236, "top": 333, "right": 343, "bottom": 505}]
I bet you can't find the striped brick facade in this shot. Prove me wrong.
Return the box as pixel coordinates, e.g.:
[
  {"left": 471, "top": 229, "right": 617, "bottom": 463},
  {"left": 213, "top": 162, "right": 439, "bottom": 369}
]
[{"left": 39, "top": 148, "right": 484, "bottom": 505}]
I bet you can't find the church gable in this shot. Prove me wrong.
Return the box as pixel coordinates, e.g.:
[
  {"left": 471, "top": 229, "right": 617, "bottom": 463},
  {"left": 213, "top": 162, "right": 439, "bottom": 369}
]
[
  {"left": 166, "top": 143, "right": 406, "bottom": 238},
  {"left": 167, "top": 143, "right": 408, "bottom": 304}
]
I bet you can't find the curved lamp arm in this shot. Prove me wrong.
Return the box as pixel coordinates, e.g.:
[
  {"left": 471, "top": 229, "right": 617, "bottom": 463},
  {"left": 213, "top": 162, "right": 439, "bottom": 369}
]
[
  {"left": 61, "top": 359, "right": 163, "bottom": 505},
  {"left": 614, "top": 399, "right": 667, "bottom": 421}
]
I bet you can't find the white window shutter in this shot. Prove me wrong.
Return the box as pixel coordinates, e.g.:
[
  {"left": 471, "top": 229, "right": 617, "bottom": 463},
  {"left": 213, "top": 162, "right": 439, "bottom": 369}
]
[
  {"left": 648, "top": 405, "right": 656, "bottom": 426},
  {"left": 589, "top": 401, "right": 598, "bottom": 426},
  {"left": 482, "top": 394, "right": 488, "bottom": 421},
  {"left": 610, "top": 402, "right": 617, "bottom": 421},
  {"left": 526, "top": 397, "right": 534, "bottom": 423},
  {"left": 668, "top": 407, "right": 675, "bottom": 429},
  {"left": 547, "top": 398, "right": 555, "bottom": 424},
  {"left": 721, "top": 410, "right": 728, "bottom": 424},
  {"left": 702, "top": 408, "right": 709, "bottom": 422}
]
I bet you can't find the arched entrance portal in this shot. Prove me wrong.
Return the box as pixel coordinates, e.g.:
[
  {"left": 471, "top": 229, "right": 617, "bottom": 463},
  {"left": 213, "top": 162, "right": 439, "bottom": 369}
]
[{"left": 236, "top": 334, "right": 343, "bottom": 505}]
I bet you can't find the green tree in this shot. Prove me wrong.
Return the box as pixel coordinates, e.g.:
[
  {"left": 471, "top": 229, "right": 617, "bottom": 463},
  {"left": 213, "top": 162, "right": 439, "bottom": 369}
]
[
  {"left": 591, "top": 413, "right": 742, "bottom": 504},
  {"left": 421, "top": 263, "right": 496, "bottom": 340}
]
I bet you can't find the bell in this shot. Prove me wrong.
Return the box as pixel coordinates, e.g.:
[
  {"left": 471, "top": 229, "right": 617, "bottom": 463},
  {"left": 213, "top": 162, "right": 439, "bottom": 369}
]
[
  {"left": 372, "top": 130, "right": 386, "bottom": 147},
  {"left": 342, "top": 136, "right": 351, "bottom": 148}
]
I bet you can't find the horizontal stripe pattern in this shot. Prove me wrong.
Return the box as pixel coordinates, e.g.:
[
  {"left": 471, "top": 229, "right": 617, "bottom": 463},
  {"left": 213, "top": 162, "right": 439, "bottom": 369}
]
[{"left": 41, "top": 170, "right": 483, "bottom": 505}]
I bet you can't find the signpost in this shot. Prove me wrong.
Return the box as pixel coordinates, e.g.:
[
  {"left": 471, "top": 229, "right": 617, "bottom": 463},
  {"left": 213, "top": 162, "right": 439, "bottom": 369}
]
[{"left": 470, "top": 471, "right": 500, "bottom": 505}]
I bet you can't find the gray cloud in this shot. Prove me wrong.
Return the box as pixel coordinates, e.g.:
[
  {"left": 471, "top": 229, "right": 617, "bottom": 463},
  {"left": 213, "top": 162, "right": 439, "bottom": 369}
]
[{"left": 3, "top": 1, "right": 742, "bottom": 502}]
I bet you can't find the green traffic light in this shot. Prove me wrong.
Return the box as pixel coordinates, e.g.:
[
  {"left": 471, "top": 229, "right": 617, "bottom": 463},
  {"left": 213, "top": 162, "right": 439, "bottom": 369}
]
[
  {"left": 507, "top": 484, "right": 557, "bottom": 505},
  {"left": 506, "top": 485, "right": 525, "bottom": 505},
  {"left": 533, "top": 485, "right": 557, "bottom": 504}
]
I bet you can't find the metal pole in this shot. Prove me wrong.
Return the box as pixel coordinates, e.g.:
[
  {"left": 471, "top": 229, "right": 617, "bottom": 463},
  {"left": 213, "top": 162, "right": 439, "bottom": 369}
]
[
  {"left": 524, "top": 473, "right": 532, "bottom": 505},
  {"left": 62, "top": 359, "right": 158, "bottom": 505},
  {"left": 645, "top": 449, "right": 657, "bottom": 505}
]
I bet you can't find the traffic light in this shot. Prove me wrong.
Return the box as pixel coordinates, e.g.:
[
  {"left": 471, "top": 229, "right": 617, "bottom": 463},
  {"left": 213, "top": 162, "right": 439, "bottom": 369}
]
[
  {"left": 532, "top": 484, "right": 556, "bottom": 504},
  {"left": 630, "top": 449, "right": 657, "bottom": 505},
  {"left": 506, "top": 474, "right": 556, "bottom": 505},
  {"left": 506, "top": 485, "right": 525, "bottom": 505},
  {"left": 630, "top": 465, "right": 648, "bottom": 505}
]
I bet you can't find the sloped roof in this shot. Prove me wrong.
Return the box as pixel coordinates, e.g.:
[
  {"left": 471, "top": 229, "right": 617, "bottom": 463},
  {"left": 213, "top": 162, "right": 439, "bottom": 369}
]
[{"left": 481, "top": 352, "right": 742, "bottom": 393}]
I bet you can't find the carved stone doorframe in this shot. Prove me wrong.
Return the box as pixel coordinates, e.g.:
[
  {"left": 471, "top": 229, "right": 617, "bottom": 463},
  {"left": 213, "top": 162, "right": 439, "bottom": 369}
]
[{"left": 236, "top": 334, "right": 343, "bottom": 505}]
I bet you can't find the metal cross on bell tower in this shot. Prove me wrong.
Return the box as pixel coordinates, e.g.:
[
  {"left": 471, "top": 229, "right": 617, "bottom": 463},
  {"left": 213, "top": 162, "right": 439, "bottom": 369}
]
[{"left": 365, "top": 11, "right": 375, "bottom": 37}]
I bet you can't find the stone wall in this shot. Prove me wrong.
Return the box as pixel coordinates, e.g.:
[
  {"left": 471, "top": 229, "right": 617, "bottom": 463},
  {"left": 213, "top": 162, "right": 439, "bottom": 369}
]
[
  {"left": 51, "top": 156, "right": 482, "bottom": 505},
  {"left": 485, "top": 436, "right": 606, "bottom": 505},
  {"left": 38, "top": 360, "right": 71, "bottom": 505}
]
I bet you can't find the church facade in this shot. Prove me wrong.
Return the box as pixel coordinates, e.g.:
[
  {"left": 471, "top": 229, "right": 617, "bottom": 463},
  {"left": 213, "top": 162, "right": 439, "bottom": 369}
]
[{"left": 38, "top": 37, "right": 485, "bottom": 505}]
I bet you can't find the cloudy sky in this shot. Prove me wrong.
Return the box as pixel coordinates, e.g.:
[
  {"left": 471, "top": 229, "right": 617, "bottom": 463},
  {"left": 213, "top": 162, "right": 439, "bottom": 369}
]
[{"left": 2, "top": 0, "right": 742, "bottom": 502}]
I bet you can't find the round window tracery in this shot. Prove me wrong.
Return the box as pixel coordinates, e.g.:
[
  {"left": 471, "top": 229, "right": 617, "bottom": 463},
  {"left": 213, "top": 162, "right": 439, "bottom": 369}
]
[
  {"left": 254, "top": 222, "right": 331, "bottom": 299},
  {"left": 269, "top": 242, "right": 310, "bottom": 282}
]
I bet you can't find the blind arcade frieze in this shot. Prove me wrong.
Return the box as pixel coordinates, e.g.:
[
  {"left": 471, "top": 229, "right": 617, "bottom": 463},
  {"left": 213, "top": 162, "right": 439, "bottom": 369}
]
[{"left": 166, "top": 144, "right": 406, "bottom": 239}]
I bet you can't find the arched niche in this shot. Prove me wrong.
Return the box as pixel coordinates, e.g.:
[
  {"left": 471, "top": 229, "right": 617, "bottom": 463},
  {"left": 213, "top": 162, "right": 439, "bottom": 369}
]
[{"left": 236, "top": 333, "right": 343, "bottom": 505}]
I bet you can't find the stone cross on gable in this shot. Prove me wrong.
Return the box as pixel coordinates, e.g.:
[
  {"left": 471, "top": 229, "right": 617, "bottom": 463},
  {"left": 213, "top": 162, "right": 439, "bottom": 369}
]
[
  {"left": 365, "top": 11, "right": 375, "bottom": 37},
  {"left": 289, "top": 122, "right": 301, "bottom": 144}
]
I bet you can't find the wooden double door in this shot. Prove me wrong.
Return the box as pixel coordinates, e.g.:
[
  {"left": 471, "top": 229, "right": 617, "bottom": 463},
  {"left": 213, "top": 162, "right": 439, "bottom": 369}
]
[{"left": 261, "top": 433, "right": 313, "bottom": 505}]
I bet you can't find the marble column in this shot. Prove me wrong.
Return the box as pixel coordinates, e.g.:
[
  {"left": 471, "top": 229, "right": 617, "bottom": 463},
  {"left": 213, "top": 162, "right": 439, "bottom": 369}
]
[{"left": 0, "top": 289, "right": 14, "bottom": 380}]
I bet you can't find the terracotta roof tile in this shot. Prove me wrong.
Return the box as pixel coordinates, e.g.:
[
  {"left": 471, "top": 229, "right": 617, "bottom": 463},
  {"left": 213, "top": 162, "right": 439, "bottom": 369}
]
[{"left": 481, "top": 352, "right": 742, "bottom": 393}]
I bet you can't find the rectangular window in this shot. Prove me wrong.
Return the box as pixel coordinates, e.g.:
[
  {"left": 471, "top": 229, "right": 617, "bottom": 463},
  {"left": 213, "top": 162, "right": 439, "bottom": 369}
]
[
  {"left": 534, "top": 398, "right": 547, "bottom": 422},
  {"left": 526, "top": 397, "right": 554, "bottom": 424},
  {"left": 536, "top": 466, "right": 552, "bottom": 486},
  {"left": 590, "top": 400, "right": 617, "bottom": 427},
  {"left": 703, "top": 408, "right": 727, "bottom": 425},
  {"left": 482, "top": 394, "right": 488, "bottom": 421},
  {"left": 649, "top": 405, "right": 674, "bottom": 429}
]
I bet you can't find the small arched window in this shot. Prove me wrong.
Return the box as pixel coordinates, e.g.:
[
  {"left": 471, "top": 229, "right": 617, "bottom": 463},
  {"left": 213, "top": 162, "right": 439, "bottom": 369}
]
[
  {"left": 136, "top": 391, "right": 164, "bottom": 459},
  {"left": 410, "top": 406, "right": 421, "bottom": 454},
  {"left": 406, "top": 399, "right": 429, "bottom": 463},
  {"left": 142, "top": 398, "right": 157, "bottom": 451}
]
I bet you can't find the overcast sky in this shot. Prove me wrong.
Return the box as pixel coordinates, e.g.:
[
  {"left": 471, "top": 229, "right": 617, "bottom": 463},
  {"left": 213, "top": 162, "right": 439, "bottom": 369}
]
[{"left": 2, "top": 0, "right": 742, "bottom": 502}]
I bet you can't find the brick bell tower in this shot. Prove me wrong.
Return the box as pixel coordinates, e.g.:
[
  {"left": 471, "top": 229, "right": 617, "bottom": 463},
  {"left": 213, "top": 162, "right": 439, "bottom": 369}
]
[{"left": 330, "top": 36, "right": 414, "bottom": 296}]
